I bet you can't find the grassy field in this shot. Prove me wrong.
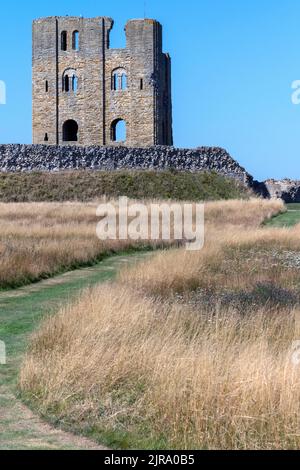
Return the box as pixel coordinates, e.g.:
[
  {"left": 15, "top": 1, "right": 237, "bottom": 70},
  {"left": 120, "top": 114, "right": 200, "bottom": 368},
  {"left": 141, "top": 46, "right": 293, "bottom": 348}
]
[
  {"left": 0, "top": 170, "right": 251, "bottom": 202},
  {"left": 19, "top": 198, "right": 300, "bottom": 450},
  {"left": 0, "top": 201, "right": 175, "bottom": 290},
  {"left": 266, "top": 203, "right": 300, "bottom": 227},
  {"left": 0, "top": 252, "right": 150, "bottom": 449}
]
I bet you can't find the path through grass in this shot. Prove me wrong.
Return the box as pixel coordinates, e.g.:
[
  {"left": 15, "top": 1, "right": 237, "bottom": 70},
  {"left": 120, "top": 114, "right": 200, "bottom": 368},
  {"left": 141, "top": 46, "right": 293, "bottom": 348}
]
[
  {"left": 0, "top": 252, "right": 151, "bottom": 449},
  {"left": 266, "top": 203, "right": 300, "bottom": 227}
]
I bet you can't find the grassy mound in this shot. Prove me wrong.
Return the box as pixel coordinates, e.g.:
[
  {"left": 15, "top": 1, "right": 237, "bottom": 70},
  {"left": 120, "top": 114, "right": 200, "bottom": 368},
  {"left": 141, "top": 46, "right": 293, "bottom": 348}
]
[{"left": 0, "top": 170, "right": 250, "bottom": 202}]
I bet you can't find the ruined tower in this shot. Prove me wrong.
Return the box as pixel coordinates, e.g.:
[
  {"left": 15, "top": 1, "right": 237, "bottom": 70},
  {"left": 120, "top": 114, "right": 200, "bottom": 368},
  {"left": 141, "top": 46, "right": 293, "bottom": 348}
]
[{"left": 32, "top": 16, "right": 173, "bottom": 147}]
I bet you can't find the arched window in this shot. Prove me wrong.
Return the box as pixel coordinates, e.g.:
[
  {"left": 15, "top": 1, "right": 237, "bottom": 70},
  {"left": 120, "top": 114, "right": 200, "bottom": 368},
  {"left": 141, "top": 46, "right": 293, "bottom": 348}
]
[
  {"left": 62, "top": 69, "right": 77, "bottom": 93},
  {"left": 72, "top": 31, "right": 79, "bottom": 50},
  {"left": 63, "top": 120, "right": 78, "bottom": 142},
  {"left": 61, "top": 31, "right": 67, "bottom": 51},
  {"left": 63, "top": 74, "right": 70, "bottom": 92},
  {"left": 111, "top": 68, "right": 127, "bottom": 91},
  {"left": 111, "top": 119, "right": 126, "bottom": 142},
  {"left": 112, "top": 73, "right": 118, "bottom": 91},
  {"left": 72, "top": 75, "right": 78, "bottom": 93},
  {"left": 121, "top": 73, "right": 127, "bottom": 90}
]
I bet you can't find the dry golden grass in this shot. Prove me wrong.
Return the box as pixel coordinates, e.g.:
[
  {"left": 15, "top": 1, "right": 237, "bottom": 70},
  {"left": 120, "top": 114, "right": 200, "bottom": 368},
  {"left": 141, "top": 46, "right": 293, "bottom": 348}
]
[
  {"left": 119, "top": 199, "right": 289, "bottom": 296},
  {"left": 20, "top": 287, "right": 300, "bottom": 450},
  {"left": 0, "top": 200, "right": 178, "bottom": 289},
  {"left": 0, "top": 202, "right": 104, "bottom": 288},
  {"left": 20, "top": 197, "right": 300, "bottom": 450},
  {"left": 119, "top": 227, "right": 300, "bottom": 297},
  {"left": 1, "top": 198, "right": 280, "bottom": 289}
]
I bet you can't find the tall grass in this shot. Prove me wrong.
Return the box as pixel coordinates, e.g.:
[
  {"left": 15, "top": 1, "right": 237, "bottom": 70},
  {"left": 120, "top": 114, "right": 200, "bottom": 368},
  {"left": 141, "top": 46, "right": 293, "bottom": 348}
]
[
  {"left": 20, "top": 197, "right": 300, "bottom": 450},
  {"left": 0, "top": 200, "right": 176, "bottom": 289},
  {"left": 20, "top": 286, "right": 300, "bottom": 449},
  {"left": 0, "top": 198, "right": 282, "bottom": 289}
]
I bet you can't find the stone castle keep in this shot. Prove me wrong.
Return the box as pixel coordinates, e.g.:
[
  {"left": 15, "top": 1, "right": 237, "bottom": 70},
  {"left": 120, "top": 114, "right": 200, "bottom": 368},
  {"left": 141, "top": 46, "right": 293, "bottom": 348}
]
[
  {"left": 0, "top": 14, "right": 261, "bottom": 195},
  {"left": 32, "top": 16, "right": 173, "bottom": 147},
  {"left": 0, "top": 15, "right": 292, "bottom": 201}
]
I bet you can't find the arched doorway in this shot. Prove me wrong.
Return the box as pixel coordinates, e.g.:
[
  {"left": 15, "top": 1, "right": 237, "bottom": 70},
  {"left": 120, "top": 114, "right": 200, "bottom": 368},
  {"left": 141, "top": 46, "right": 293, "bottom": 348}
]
[
  {"left": 63, "top": 120, "right": 78, "bottom": 142},
  {"left": 111, "top": 119, "right": 126, "bottom": 142}
]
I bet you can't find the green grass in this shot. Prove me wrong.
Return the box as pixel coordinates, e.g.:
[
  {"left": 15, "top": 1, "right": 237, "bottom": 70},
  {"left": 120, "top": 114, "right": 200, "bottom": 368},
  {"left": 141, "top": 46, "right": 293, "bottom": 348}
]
[
  {"left": 0, "top": 170, "right": 251, "bottom": 202},
  {"left": 266, "top": 203, "right": 300, "bottom": 227},
  {"left": 0, "top": 244, "right": 156, "bottom": 291},
  {"left": 0, "top": 252, "right": 150, "bottom": 387},
  {"left": 286, "top": 203, "right": 300, "bottom": 210},
  {"left": 0, "top": 252, "right": 151, "bottom": 449},
  {"left": 84, "top": 425, "right": 169, "bottom": 451}
]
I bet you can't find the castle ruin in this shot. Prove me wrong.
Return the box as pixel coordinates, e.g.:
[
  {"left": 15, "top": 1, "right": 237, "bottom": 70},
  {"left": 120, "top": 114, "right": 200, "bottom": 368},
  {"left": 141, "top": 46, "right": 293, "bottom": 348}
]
[{"left": 32, "top": 16, "right": 173, "bottom": 147}]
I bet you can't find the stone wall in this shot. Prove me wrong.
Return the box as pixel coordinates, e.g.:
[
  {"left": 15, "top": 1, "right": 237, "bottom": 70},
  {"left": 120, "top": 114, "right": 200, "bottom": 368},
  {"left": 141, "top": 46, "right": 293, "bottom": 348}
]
[
  {"left": 0, "top": 145, "right": 252, "bottom": 184},
  {"left": 255, "top": 179, "right": 300, "bottom": 203}
]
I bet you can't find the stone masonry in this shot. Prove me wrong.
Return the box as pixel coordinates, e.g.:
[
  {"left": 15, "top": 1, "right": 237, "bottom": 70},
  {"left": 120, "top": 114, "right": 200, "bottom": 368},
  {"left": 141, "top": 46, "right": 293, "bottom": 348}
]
[
  {"left": 32, "top": 16, "right": 173, "bottom": 147},
  {"left": 0, "top": 145, "right": 253, "bottom": 185},
  {"left": 254, "top": 179, "right": 300, "bottom": 203}
]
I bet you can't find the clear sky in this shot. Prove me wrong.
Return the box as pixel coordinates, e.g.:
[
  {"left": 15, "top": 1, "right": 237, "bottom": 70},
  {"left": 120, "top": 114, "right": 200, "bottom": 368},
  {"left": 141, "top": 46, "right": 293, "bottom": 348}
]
[{"left": 1, "top": 0, "right": 300, "bottom": 180}]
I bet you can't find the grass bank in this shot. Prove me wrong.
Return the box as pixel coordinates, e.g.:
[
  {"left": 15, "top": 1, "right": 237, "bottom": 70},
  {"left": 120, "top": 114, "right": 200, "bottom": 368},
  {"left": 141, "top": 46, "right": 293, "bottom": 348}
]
[{"left": 0, "top": 170, "right": 251, "bottom": 202}]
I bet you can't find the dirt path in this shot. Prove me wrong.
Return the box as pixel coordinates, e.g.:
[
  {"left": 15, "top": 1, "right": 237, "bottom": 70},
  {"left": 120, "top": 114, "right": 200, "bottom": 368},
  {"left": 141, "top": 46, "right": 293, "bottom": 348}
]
[
  {"left": 0, "top": 385, "right": 107, "bottom": 450},
  {"left": 0, "top": 252, "right": 151, "bottom": 450}
]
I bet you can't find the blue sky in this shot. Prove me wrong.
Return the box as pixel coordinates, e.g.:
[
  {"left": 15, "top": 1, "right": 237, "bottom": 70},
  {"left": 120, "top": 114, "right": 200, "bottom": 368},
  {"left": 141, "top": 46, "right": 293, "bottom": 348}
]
[{"left": 1, "top": 0, "right": 300, "bottom": 180}]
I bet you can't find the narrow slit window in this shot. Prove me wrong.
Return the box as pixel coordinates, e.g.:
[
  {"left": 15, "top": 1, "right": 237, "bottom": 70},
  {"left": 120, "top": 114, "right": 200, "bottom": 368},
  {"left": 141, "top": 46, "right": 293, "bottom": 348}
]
[
  {"left": 61, "top": 31, "right": 67, "bottom": 51},
  {"left": 72, "top": 31, "right": 79, "bottom": 51},
  {"left": 63, "top": 74, "right": 70, "bottom": 92},
  {"left": 162, "top": 122, "right": 166, "bottom": 143},
  {"left": 121, "top": 73, "right": 127, "bottom": 90},
  {"left": 45, "top": 80, "right": 49, "bottom": 92},
  {"left": 72, "top": 75, "right": 78, "bottom": 92},
  {"left": 112, "top": 73, "right": 118, "bottom": 91},
  {"left": 44, "top": 133, "right": 49, "bottom": 142},
  {"left": 140, "top": 78, "right": 143, "bottom": 90}
]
